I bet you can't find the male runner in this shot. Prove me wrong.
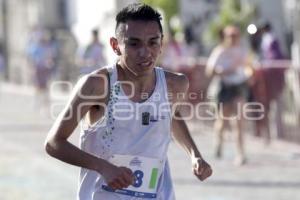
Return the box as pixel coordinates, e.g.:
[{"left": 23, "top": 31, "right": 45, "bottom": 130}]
[{"left": 45, "top": 3, "right": 212, "bottom": 199}]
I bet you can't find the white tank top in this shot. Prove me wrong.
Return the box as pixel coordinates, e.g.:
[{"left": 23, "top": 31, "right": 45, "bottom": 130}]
[{"left": 77, "top": 64, "right": 175, "bottom": 200}]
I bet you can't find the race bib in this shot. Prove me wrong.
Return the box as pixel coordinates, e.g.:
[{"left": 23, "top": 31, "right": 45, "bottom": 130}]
[{"left": 102, "top": 154, "right": 164, "bottom": 198}]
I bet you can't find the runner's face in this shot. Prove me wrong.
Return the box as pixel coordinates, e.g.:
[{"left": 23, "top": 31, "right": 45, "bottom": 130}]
[
  {"left": 116, "top": 20, "right": 163, "bottom": 75},
  {"left": 224, "top": 27, "right": 240, "bottom": 47}
]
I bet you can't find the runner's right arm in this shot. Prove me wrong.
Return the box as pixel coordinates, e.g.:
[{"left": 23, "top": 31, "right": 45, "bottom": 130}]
[{"left": 44, "top": 70, "right": 133, "bottom": 190}]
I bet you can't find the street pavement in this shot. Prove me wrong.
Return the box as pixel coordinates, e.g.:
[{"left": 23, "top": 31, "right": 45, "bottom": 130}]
[{"left": 1, "top": 83, "right": 300, "bottom": 200}]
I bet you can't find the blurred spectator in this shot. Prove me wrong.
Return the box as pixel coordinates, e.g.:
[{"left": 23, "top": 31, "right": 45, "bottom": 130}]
[
  {"left": 206, "top": 25, "right": 252, "bottom": 166},
  {"left": 260, "top": 22, "right": 284, "bottom": 60},
  {"left": 78, "top": 29, "right": 107, "bottom": 74},
  {"left": 160, "top": 30, "right": 196, "bottom": 72},
  {"left": 184, "top": 24, "right": 195, "bottom": 45},
  {"left": 26, "top": 29, "right": 57, "bottom": 114},
  {"left": 249, "top": 22, "right": 286, "bottom": 143}
]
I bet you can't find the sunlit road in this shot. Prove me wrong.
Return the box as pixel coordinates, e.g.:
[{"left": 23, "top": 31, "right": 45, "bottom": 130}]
[{"left": 1, "top": 84, "right": 300, "bottom": 200}]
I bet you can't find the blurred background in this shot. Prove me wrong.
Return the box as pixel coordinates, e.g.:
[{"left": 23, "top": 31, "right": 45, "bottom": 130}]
[{"left": 0, "top": 0, "right": 299, "bottom": 200}]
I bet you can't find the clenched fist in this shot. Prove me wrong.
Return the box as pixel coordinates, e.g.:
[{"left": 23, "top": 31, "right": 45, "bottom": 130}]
[
  {"left": 100, "top": 162, "right": 134, "bottom": 190},
  {"left": 192, "top": 157, "right": 212, "bottom": 181}
]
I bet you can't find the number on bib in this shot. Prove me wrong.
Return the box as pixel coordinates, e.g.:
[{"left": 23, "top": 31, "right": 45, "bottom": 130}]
[{"left": 133, "top": 170, "right": 144, "bottom": 188}]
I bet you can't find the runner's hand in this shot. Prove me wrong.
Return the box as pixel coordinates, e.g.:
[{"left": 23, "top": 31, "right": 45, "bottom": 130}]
[
  {"left": 100, "top": 162, "right": 134, "bottom": 190},
  {"left": 192, "top": 157, "right": 212, "bottom": 181}
]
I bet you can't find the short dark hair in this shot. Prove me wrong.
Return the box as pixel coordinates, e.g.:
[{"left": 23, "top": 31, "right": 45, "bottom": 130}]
[
  {"left": 92, "top": 29, "right": 98, "bottom": 37},
  {"left": 262, "top": 22, "right": 272, "bottom": 31},
  {"left": 115, "top": 3, "right": 163, "bottom": 37}
]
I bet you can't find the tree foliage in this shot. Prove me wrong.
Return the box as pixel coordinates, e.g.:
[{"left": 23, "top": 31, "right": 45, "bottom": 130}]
[{"left": 204, "top": 0, "right": 256, "bottom": 45}]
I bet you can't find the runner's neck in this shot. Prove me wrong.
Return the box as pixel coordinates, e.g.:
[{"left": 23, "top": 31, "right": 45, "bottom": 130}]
[{"left": 116, "top": 63, "right": 156, "bottom": 92}]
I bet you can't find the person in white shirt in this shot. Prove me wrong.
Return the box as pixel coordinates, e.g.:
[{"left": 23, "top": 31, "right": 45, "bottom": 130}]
[{"left": 206, "top": 25, "right": 250, "bottom": 166}]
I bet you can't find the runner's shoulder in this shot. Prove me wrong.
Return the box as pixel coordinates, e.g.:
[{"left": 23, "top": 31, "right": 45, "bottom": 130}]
[
  {"left": 163, "top": 69, "right": 189, "bottom": 94},
  {"left": 76, "top": 67, "right": 109, "bottom": 98}
]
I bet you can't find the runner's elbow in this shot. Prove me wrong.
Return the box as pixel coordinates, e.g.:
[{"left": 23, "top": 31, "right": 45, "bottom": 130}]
[
  {"left": 45, "top": 138, "right": 54, "bottom": 156},
  {"left": 44, "top": 136, "right": 60, "bottom": 158}
]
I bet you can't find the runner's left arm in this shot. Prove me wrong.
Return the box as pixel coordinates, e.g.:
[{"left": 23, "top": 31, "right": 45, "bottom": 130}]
[{"left": 170, "top": 74, "right": 212, "bottom": 181}]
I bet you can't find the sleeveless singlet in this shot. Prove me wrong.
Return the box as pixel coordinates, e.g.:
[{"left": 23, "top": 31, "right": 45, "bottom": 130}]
[{"left": 77, "top": 64, "right": 175, "bottom": 200}]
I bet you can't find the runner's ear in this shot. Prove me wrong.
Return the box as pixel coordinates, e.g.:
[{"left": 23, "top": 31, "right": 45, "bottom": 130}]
[
  {"left": 114, "top": 49, "right": 121, "bottom": 55},
  {"left": 110, "top": 37, "right": 121, "bottom": 56}
]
